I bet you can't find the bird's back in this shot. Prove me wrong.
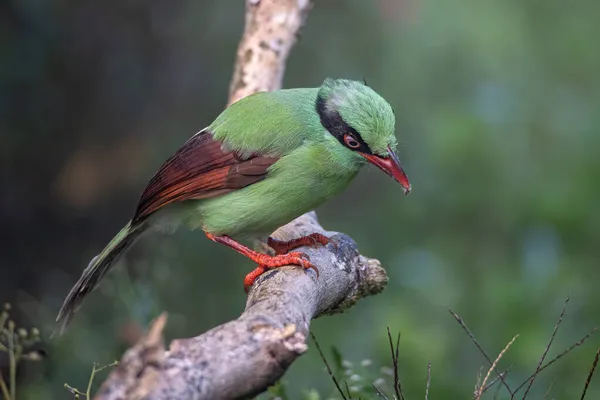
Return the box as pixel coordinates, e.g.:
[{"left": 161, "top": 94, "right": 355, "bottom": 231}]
[{"left": 209, "top": 88, "right": 323, "bottom": 158}]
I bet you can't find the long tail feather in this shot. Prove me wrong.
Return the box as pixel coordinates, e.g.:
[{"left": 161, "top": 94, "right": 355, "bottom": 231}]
[{"left": 55, "top": 221, "right": 146, "bottom": 335}]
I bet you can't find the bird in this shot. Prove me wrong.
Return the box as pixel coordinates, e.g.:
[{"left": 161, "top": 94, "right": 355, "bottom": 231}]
[{"left": 55, "top": 78, "right": 411, "bottom": 333}]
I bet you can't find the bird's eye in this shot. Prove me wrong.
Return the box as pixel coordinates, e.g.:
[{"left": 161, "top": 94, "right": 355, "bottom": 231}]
[{"left": 343, "top": 134, "right": 360, "bottom": 149}]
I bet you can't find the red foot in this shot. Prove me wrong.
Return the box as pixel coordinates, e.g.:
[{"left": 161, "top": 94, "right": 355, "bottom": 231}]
[
  {"left": 205, "top": 232, "right": 319, "bottom": 293},
  {"left": 267, "top": 233, "right": 332, "bottom": 255},
  {"left": 243, "top": 266, "right": 268, "bottom": 292}
]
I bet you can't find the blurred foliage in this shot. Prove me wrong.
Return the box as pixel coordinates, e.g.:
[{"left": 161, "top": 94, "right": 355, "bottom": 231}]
[
  {"left": 0, "top": 303, "right": 42, "bottom": 400},
  {"left": 2, "top": 0, "right": 600, "bottom": 398}
]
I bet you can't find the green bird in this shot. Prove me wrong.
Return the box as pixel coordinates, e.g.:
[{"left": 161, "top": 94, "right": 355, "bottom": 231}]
[{"left": 55, "top": 78, "right": 411, "bottom": 333}]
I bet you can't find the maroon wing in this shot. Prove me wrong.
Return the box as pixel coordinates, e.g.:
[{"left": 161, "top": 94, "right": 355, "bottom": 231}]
[{"left": 132, "top": 130, "right": 278, "bottom": 222}]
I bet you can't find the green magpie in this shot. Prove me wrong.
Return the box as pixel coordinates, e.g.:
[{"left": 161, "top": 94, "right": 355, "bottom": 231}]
[{"left": 56, "top": 78, "right": 411, "bottom": 333}]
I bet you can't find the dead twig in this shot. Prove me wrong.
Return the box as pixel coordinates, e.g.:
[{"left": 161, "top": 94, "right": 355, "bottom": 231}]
[
  {"left": 480, "top": 366, "right": 513, "bottom": 396},
  {"left": 475, "top": 335, "right": 518, "bottom": 400},
  {"left": 521, "top": 297, "right": 569, "bottom": 399},
  {"left": 372, "top": 383, "right": 389, "bottom": 399},
  {"left": 449, "top": 309, "right": 514, "bottom": 396},
  {"left": 387, "top": 327, "right": 405, "bottom": 400},
  {"left": 513, "top": 327, "right": 598, "bottom": 396},
  {"left": 425, "top": 361, "right": 432, "bottom": 400},
  {"left": 580, "top": 348, "right": 600, "bottom": 400},
  {"left": 310, "top": 331, "right": 348, "bottom": 400}
]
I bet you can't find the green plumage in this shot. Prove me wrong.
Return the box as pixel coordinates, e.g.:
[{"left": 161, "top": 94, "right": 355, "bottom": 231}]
[
  {"left": 186, "top": 80, "right": 396, "bottom": 237},
  {"left": 56, "top": 78, "right": 402, "bottom": 333}
]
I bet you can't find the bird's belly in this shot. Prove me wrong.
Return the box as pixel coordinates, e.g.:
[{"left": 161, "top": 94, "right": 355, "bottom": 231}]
[{"left": 193, "top": 169, "right": 357, "bottom": 239}]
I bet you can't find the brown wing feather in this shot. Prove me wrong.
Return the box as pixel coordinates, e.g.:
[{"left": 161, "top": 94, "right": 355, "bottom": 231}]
[{"left": 133, "top": 131, "right": 278, "bottom": 222}]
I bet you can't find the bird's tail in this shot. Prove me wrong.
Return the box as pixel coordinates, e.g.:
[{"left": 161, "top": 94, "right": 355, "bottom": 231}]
[{"left": 55, "top": 221, "right": 146, "bottom": 335}]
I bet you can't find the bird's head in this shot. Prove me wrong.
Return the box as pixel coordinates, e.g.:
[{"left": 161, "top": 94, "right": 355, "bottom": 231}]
[{"left": 316, "top": 78, "right": 411, "bottom": 195}]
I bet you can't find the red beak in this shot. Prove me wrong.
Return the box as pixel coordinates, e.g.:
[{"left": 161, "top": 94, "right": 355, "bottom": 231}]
[{"left": 360, "top": 146, "right": 411, "bottom": 195}]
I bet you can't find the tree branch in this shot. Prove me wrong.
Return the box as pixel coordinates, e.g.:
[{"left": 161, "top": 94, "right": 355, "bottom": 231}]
[
  {"left": 228, "top": 0, "right": 313, "bottom": 106},
  {"left": 95, "top": 1, "right": 389, "bottom": 399}
]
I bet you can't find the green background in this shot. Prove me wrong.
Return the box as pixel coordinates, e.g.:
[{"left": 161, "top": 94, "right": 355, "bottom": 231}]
[{"left": 2, "top": 0, "right": 599, "bottom": 398}]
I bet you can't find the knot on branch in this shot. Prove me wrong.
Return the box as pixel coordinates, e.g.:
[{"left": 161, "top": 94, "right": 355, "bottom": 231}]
[{"left": 96, "top": 313, "right": 167, "bottom": 400}]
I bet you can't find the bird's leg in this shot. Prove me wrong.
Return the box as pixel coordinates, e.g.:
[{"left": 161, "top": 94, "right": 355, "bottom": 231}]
[
  {"left": 267, "top": 233, "right": 333, "bottom": 255},
  {"left": 205, "top": 232, "right": 319, "bottom": 292}
]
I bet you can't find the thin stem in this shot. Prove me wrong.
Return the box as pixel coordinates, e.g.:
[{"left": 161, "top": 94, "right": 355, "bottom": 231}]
[
  {"left": 386, "top": 327, "right": 404, "bottom": 400},
  {"left": 310, "top": 332, "right": 348, "bottom": 400},
  {"left": 449, "top": 309, "right": 513, "bottom": 396},
  {"left": 476, "top": 335, "right": 518, "bottom": 400},
  {"left": 8, "top": 322, "right": 15, "bottom": 400},
  {"left": 86, "top": 361, "right": 118, "bottom": 398},
  {"left": 542, "top": 379, "right": 554, "bottom": 400},
  {"left": 0, "top": 310, "right": 8, "bottom": 332},
  {"left": 514, "top": 327, "right": 598, "bottom": 395},
  {"left": 95, "top": 361, "right": 118, "bottom": 374},
  {"left": 580, "top": 348, "right": 600, "bottom": 400},
  {"left": 480, "top": 366, "right": 513, "bottom": 395},
  {"left": 372, "top": 384, "right": 389, "bottom": 399},
  {"left": 0, "top": 374, "right": 10, "bottom": 400},
  {"left": 493, "top": 379, "right": 503, "bottom": 400},
  {"left": 521, "top": 297, "right": 569, "bottom": 400},
  {"left": 425, "top": 361, "right": 432, "bottom": 400},
  {"left": 64, "top": 383, "right": 86, "bottom": 398},
  {"left": 344, "top": 381, "right": 353, "bottom": 400},
  {"left": 86, "top": 363, "right": 98, "bottom": 398}
]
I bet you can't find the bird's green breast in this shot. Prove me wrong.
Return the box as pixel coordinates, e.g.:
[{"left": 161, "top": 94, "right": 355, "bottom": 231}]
[{"left": 193, "top": 140, "right": 361, "bottom": 238}]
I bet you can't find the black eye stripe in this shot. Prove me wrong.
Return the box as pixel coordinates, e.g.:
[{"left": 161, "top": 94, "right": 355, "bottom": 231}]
[{"left": 316, "top": 94, "right": 373, "bottom": 154}]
